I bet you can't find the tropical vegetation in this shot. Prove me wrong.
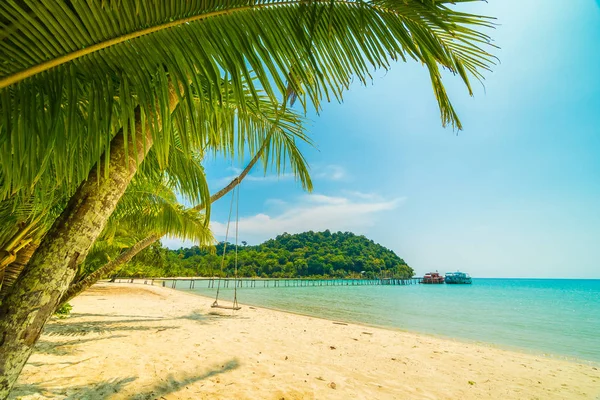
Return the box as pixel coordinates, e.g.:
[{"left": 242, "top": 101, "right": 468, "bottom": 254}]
[
  {"left": 117, "top": 230, "right": 414, "bottom": 279},
  {"left": 0, "top": 0, "right": 494, "bottom": 397}
]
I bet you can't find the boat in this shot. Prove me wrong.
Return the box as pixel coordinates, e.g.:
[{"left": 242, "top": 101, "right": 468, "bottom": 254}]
[
  {"left": 420, "top": 272, "right": 445, "bottom": 284},
  {"left": 445, "top": 271, "right": 472, "bottom": 284}
]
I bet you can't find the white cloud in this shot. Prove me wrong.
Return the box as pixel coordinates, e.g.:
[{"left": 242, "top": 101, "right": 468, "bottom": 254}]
[
  {"left": 215, "top": 172, "right": 296, "bottom": 187},
  {"left": 161, "top": 236, "right": 197, "bottom": 249},
  {"left": 304, "top": 194, "right": 348, "bottom": 205},
  {"left": 264, "top": 198, "right": 288, "bottom": 207},
  {"left": 313, "top": 164, "right": 347, "bottom": 181},
  {"left": 210, "top": 192, "right": 405, "bottom": 243},
  {"left": 342, "top": 190, "right": 383, "bottom": 201},
  {"left": 212, "top": 164, "right": 348, "bottom": 188}
]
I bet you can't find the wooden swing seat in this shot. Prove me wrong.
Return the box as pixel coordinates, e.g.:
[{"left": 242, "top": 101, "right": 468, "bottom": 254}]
[{"left": 211, "top": 301, "right": 241, "bottom": 311}]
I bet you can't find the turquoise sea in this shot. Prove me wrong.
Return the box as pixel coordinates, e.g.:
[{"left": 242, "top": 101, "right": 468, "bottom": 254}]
[{"left": 169, "top": 278, "right": 600, "bottom": 364}]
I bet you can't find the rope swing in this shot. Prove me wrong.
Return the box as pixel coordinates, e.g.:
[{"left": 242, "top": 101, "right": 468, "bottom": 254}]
[{"left": 211, "top": 180, "right": 241, "bottom": 311}]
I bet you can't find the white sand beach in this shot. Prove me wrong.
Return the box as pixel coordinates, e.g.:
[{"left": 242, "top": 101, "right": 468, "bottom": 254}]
[{"left": 10, "top": 283, "right": 600, "bottom": 400}]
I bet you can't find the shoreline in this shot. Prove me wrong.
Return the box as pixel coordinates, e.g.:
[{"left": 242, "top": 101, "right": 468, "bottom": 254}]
[
  {"left": 12, "top": 282, "right": 600, "bottom": 399},
  {"left": 152, "top": 278, "right": 600, "bottom": 366},
  {"left": 174, "top": 285, "right": 596, "bottom": 366}
]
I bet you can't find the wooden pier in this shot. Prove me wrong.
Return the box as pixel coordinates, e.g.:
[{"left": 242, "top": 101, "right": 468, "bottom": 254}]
[{"left": 113, "top": 277, "right": 421, "bottom": 289}]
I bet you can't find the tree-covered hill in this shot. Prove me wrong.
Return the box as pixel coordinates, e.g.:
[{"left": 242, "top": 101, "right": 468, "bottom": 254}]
[{"left": 118, "top": 230, "right": 414, "bottom": 279}]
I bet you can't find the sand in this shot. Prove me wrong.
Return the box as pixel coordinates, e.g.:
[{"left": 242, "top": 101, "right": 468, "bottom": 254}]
[{"left": 9, "top": 282, "right": 600, "bottom": 400}]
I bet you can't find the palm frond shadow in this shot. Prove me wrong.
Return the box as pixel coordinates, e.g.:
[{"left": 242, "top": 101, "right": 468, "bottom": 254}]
[
  {"left": 13, "top": 361, "right": 238, "bottom": 399},
  {"left": 9, "top": 376, "right": 137, "bottom": 400},
  {"left": 206, "top": 311, "right": 249, "bottom": 320},
  {"left": 178, "top": 310, "right": 211, "bottom": 322},
  {"left": 27, "top": 356, "right": 95, "bottom": 368},
  {"left": 43, "top": 319, "right": 178, "bottom": 337},
  {"left": 70, "top": 312, "right": 165, "bottom": 319},
  {"left": 178, "top": 309, "right": 248, "bottom": 322},
  {"left": 127, "top": 359, "right": 240, "bottom": 400},
  {"left": 42, "top": 308, "right": 238, "bottom": 338},
  {"left": 33, "top": 335, "right": 128, "bottom": 356}
]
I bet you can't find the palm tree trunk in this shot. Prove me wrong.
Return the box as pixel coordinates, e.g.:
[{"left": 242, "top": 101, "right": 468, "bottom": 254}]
[
  {"left": 0, "top": 79, "right": 181, "bottom": 397},
  {"left": 0, "top": 242, "right": 39, "bottom": 302},
  {"left": 0, "top": 125, "right": 156, "bottom": 399},
  {"left": 59, "top": 234, "right": 160, "bottom": 305}
]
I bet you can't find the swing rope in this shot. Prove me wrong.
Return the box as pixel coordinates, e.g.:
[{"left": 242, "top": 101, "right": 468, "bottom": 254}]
[
  {"left": 211, "top": 98, "right": 288, "bottom": 311},
  {"left": 231, "top": 179, "right": 240, "bottom": 309},
  {"left": 212, "top": 180, "right": 241, "bottom": 311}
]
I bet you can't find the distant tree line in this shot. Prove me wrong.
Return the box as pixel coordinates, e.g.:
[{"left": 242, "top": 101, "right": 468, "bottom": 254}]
[{"left": 117, "top": 230, "right": 414, "bottom": 279}]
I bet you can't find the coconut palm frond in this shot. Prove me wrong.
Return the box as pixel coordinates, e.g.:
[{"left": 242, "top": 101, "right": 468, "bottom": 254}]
[
  {"left": 78, "top": 177, "right": 214, "bottom": 280},
  {"left": 0, "top": 0, "right": 495, "bottom": 203},
  {"left": 0, "top": 80, "right": 311, "bottom": 271},
  {"left": 0, "top": 192, "right": 65, "bottom": 261},
  {"left": 201, "top": 77, "right": 313, "bottom": 192},
  {"left": 108, "top": 178, "right": 214, "bottom": 246}
]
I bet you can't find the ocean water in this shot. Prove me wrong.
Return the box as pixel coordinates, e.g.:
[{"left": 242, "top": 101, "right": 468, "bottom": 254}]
[{"left": 169, "top": 278, "right": 600, "bottom": 363}]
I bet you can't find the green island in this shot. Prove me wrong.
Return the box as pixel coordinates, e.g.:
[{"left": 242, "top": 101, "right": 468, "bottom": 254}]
[{"left": 116, "top": 230, "right": 414, "bottom": 280}]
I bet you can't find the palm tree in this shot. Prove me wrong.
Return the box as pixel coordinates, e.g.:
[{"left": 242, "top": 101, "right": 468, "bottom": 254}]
[
  {"left": 0, "top": 79, "right": 311, "bottom": 303},
  {"left": 58, "top": 112, "right": 302, "bottom": 305},
  {"left": 0, "top": 74, "right": 310, "bottom": 272},
  {"left": 0, "top": 73, "right": 311, "bottom": 287},
  {"left": 0, "top": 1, "right": 495, "bottom": 396}
]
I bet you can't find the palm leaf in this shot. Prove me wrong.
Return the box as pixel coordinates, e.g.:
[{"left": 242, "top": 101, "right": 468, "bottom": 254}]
[
  {"left": 109, "top": 177, "right": 213, "bottom": 244},
  {"left": 0, "top": 73, "right": 312, "bottom": 243},
  {"left": 0, "top": 0, "right": 495, "bottom": 203}
]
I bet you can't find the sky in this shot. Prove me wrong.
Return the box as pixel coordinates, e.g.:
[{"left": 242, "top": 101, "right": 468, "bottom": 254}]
[{"left": 163, "top": 0, "right": 600, "bottom": 279}]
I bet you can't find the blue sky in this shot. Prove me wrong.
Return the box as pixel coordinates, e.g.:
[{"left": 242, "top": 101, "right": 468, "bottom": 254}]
[{"left": 164, "top": 0, "right": 600, "bottom": 279}]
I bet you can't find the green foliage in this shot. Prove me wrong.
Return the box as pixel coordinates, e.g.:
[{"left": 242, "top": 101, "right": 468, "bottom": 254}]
[
  {"left": 0, "top": 0, "right": 495, "bottom": 207},
  {"left": 54, "top": 302, "right": 72, "bottom": 318},
  {"left": 118, "top": 230, "right": 414, "bottom": 279},
  {"left": 0, "top": 76, "right": 311, "bottom": 253}
]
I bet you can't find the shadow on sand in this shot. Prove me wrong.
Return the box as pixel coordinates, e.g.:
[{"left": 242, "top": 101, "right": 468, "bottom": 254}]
[
  {"left": 42, "top": 319, "right": 178, "bottom": 337},
  {"left": 70, "top": 312, "right": 166, "bottom": 319},
  {"left": 43, "top": 307, "right": 245, "bottom": 338},
  {"left": 9, "top": 376, "right": 137, "bottom": 400},
  {"left": 32, "top": 335, "right": 128, "bottom": 357},
  {"left": 127, "top": 359, "right": 240, "bottom": 400},
  {"left": 13, "top": 305, "right": 245, "bottom": 398},
  {"left": 11, "top": 360, "right": 240, "bottom": 399}
]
